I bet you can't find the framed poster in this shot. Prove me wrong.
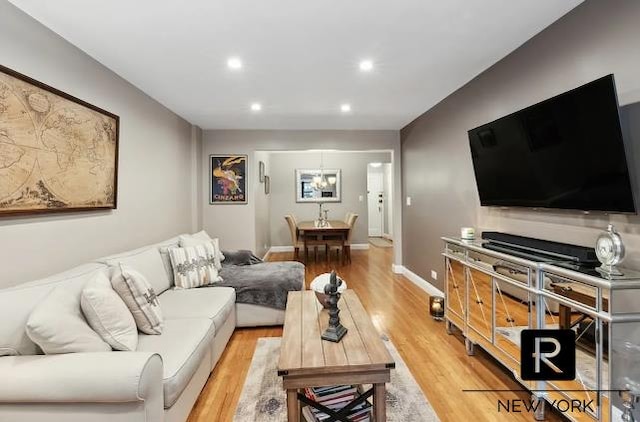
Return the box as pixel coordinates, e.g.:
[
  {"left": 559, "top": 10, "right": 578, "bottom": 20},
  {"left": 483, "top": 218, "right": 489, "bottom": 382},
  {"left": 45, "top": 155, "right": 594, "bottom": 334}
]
[
  {"left": 0, "top": 64, "right": 119, "bottom": 216},
  {"left": 210, "top": 155, "right": 247, "bottom": 204}
]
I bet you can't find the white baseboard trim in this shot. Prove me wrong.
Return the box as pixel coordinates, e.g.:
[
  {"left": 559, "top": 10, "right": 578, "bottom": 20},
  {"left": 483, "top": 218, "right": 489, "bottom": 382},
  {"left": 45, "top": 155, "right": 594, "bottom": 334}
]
[
  {"left": 262, "top": 248, "right": 272, "bottom": 261},
  {"left": 394, "top": 265, "right": 444, "bottom": 297},
  {"left": 268, "top": 243, "right": 370, "bottom": 253},
  {"left": 350, "top": 243, "right": 370, "bottom": 250},
  {"left": 382, "top": 233, "right": 393, "bottom": 241},
  {"left": 269, "top": 245, "right": 294, "bottom": 252}
]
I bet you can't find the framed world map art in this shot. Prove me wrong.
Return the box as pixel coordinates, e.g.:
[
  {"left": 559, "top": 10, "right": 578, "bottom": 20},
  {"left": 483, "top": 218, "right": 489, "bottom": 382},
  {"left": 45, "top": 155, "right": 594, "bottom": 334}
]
[
  {"left": 0, "top": 64, "right": 119, "bottom": 216},
  {"left": 210, "top": 155, "right": 247, "bottom": 204}
]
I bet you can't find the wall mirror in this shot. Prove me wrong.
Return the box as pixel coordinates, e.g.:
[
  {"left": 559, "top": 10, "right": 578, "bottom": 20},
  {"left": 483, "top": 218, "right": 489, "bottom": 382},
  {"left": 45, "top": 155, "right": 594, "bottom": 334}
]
[{"left": 295, "top": 169, "right": 341, "bottom": 203}]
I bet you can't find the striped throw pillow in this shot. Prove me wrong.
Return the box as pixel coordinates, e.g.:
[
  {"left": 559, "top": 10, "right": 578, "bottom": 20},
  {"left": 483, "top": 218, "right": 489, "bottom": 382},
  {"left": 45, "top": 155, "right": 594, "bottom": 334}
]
[
  {"left": 169, "top": 244, "right": 222, "bottom": 289},
  {"left": 179, "top": 233, "right": 224, "bottom": 270},
  {"left": 111, "top": 264, "right": 164, "bottom": 335}
]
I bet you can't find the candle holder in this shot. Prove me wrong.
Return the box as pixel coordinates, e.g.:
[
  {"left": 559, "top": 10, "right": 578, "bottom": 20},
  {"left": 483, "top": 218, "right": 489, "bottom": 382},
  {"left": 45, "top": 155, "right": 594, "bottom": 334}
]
[
  {"left": 429, "top": 296, "right": 445, "bottom": 321},
  {"left": 321, "top": 271, "right": 348, "bottom": 343}
]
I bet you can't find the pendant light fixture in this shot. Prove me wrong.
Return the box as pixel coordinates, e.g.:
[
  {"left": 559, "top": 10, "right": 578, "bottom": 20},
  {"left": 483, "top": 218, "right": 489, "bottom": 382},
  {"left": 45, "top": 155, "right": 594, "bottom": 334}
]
[{"left": 311, "top": 151, "right": 336, "bottom": 191}]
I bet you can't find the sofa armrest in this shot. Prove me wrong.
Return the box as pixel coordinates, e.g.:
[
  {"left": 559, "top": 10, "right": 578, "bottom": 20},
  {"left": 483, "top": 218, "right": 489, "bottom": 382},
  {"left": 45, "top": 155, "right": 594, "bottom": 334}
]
[{"left": 0, "top": 352, "right": 162, "bottom": 403}]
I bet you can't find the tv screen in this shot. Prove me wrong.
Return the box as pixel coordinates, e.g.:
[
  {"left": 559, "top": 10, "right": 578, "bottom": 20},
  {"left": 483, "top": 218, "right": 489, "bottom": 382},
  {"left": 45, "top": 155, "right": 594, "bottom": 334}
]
[{"left": 468, "top": 75, "right": 636, "bottom": 213}]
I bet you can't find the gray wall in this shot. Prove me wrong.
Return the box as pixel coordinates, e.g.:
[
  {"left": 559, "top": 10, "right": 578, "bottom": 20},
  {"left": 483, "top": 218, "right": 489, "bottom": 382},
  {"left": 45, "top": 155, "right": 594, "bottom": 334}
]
[
  {"left": 201, "top": 130, "right": 403, "bottom": 264},
  {"left": 268, "top": 151, "right": 391, "bottom": 247},
  {"left": 401, "top": 0, "right": 640, "bottom": 291},
  {"left": 0, "top": 1, "right": 196, "bottom": 287}
]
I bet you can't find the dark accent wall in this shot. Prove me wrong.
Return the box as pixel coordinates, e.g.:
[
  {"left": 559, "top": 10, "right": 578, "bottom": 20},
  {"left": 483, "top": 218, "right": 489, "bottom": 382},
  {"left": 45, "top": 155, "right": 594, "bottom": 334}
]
[{"left": 401, "top": 0, "right": 640, "bottom": 291}]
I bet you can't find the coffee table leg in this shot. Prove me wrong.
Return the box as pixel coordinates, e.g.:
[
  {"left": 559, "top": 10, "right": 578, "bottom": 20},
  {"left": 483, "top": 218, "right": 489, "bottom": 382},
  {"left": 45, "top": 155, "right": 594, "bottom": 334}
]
[
  {"left": 287, "top": 389, "right": 300, "bottom": 422},
  {"left": 373, "top": 383, "right": 386, "bottom": 422}
]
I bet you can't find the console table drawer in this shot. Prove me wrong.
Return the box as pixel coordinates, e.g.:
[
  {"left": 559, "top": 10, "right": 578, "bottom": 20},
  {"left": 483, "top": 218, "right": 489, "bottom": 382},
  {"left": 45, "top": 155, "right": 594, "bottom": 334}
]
[
  {"left": 444, "top": 242, "right": 466, "bottom": 260},
  {"left": 467, "top": 250, "right": 530, "bottom": 286},
  {"left": 543, "top": 273, "right": 606, "bottom": 312}
]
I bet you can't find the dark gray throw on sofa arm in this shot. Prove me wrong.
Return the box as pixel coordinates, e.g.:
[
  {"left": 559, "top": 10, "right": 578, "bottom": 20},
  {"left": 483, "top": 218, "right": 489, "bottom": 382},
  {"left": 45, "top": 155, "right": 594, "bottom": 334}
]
[
  {"left": 218, "top": 253, "right": 304, "bottom": 310},
  {"left": 221, "top": 250, "right": 263, "bottom": 266}
]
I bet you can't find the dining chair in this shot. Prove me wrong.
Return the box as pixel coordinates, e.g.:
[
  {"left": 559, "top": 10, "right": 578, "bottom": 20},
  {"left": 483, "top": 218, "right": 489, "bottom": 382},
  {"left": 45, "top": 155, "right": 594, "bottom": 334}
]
[
  {"left": 344, "top": 213, "right": 358, "bottom": 263},
  {"left": 327, "top": 213, "right": 358, "bottom": 264},
  {"left": 284, "top": 215, "right": 304, "bottom": 260}
]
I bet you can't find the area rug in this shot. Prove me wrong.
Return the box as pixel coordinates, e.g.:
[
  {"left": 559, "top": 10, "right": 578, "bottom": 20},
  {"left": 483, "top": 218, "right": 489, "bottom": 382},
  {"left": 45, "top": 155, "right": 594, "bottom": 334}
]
[
  {"left": 233, "top": 337, "right": 439, "bottom": 421},
  {"left": 369, "top": 237, "right": 393, "bottom": 248}
]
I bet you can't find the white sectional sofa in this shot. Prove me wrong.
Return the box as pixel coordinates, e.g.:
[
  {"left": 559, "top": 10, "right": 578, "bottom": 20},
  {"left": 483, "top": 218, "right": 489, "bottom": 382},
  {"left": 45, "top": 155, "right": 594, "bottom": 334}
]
[{"left": 0, "top": 234, "right": 299, "bottom": 422}]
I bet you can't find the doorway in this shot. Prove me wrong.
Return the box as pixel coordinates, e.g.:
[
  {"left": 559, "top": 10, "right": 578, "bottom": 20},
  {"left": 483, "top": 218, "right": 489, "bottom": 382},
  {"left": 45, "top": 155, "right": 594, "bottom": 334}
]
[{"left": 367, "top": 162, "right": 393, "bottom": 246}]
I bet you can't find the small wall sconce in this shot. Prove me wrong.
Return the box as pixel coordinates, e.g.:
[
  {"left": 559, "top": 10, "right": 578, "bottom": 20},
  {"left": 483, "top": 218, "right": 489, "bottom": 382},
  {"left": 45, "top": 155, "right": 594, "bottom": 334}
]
[{"left": 429, "top": 296, "right": 445, "bottom": 321}]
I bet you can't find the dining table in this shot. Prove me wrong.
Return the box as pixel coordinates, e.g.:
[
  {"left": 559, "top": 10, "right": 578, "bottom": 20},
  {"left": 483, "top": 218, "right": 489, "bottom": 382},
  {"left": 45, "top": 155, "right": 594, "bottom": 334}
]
[{"left": 297, "top": 220, "right": 350, "bottom": 264}]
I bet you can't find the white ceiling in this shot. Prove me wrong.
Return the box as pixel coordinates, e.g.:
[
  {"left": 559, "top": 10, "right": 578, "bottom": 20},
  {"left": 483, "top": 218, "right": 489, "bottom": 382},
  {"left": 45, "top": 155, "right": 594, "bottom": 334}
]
[{"left": 9, "top": 0, "right": 582, "bottom": 130}]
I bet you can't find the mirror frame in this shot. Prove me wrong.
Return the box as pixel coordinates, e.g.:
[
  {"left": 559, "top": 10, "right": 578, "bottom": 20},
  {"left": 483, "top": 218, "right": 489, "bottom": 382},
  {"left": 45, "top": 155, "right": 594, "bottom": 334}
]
[{"left": 295, "top": 169, "right": 342, "bottom": 203}]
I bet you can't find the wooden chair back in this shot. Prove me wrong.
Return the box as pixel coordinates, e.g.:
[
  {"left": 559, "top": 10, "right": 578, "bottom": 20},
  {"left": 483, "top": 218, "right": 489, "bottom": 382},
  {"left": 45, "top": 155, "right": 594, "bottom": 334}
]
[
  {"left": 346, "top": 213, "right": 358, "bottom": 243},
  {"left": 284, "top": 215, "right": 298, "bottom": 245}
]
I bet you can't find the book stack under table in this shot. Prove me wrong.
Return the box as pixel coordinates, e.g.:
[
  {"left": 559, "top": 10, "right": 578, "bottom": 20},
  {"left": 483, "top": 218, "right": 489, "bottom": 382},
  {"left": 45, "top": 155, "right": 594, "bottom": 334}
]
[{"left": 302, "top": 385, "right": 372, "bottom": 422}]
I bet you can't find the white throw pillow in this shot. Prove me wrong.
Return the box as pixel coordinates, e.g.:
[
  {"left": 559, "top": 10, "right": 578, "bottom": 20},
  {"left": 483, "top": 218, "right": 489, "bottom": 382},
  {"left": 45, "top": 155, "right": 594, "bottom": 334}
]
[
  {"left": 169, "top": 244, "right": 223, "bottom": 289},
  {"left": 81, "top": 272, "right": 138, "bottom": 351},
  {"left": 181, "top": 231, "right": 225, "bottom": 269},
  {"left": 26, "top": 282, "right": 111, "bottom": 354},
  {"left": 111, "top": 265, "right": 164, "bottom": 335}
]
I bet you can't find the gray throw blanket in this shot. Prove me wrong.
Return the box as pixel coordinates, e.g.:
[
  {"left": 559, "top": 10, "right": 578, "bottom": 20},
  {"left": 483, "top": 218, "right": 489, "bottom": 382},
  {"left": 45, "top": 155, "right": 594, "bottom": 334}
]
[
  {"left": 218, "top": 260, "right": 305, "bottom": 310},
  {"left": 222, "top": 250, "right": 263, "bottom": 266}
]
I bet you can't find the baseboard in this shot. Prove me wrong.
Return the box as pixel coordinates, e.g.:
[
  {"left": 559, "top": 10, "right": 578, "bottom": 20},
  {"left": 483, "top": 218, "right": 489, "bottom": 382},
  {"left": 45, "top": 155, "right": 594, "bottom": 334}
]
[
  {"left": 382, "top": 233, "right": 393, "bottom": 241},
  {"left": 350, "top": 243, "right": 370, "bottom": 250},
  {"left": 268, "top": 244, "right": 370, "bottom": 252},
  {"left": 262, "top": 248, "right": 272, "bottom": 261},
  {"left": 269, "top": 245, "right": 294, "bottom": 252},
  {"left": 396, "top": 265, "right": 444, "bottom": 297}
]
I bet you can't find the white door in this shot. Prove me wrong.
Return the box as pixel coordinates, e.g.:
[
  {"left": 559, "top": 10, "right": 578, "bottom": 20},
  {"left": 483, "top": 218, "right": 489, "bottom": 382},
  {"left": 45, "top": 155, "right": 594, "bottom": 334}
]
[{"left": 367, "top": 169, "right": 384, "bottom": 237}]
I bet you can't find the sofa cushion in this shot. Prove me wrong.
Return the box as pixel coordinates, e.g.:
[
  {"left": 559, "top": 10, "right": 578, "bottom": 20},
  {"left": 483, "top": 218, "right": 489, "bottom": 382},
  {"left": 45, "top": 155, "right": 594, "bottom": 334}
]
[
  {"left": 158, "top": 287, "right": 235, "bottom": 332},
  {"left": 154, "top": 236, "right": 182, "bottom": 286},
  {"left": 137, "top": 318, "right": 215, "bottom": 408},
  {"left": 26, "top": 277, "right": 111, "bottom": 354},
  {"left": 101, "top": 247, "right": 172, "bottom": 295},
  {"left": 81, "top": 272, "right": 138, "bottom": 351},
  {"left": 0, "top": 263, "right": 107, "bottom": 356}
]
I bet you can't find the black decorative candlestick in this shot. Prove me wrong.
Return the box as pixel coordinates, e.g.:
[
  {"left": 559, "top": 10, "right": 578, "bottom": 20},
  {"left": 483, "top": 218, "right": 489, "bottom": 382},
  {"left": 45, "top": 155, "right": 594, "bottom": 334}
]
[{"left": 321, "top": 271, "right": 348, "bottom": 343}]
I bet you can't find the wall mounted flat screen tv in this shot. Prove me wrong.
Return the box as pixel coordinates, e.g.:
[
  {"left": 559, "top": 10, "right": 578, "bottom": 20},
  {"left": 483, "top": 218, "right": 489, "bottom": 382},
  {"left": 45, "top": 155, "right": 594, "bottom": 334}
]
[{"left": 468, "top": 75, "right": 636, "bottom": 213}]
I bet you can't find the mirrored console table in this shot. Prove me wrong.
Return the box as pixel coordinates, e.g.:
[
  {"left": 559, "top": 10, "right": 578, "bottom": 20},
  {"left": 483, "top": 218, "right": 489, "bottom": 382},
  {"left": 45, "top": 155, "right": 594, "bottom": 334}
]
[{"left": 442, "top": 236, "right": 640, "bottom": 422}]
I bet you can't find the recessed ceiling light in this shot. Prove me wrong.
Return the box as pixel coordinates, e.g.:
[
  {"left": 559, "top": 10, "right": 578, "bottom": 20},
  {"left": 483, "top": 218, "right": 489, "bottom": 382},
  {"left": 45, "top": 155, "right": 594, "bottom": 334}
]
[
  {"left": 250, "top": 102, "right": 262, "bottom": 111},
  {"left": 340, "top": 104, "right": 352, "bottom": 113},
  {"left": 227, "top": 57, "right": 243, "bottom": 70},
  {"left": 359, "top": 60, "right": 374, "bottom": 72}
]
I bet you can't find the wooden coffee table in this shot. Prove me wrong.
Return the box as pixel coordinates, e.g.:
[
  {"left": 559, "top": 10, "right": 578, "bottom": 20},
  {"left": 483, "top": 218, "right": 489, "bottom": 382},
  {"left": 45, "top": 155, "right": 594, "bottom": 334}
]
[{"left": 277, "top": 290, "right": 394, "bottom": 422}]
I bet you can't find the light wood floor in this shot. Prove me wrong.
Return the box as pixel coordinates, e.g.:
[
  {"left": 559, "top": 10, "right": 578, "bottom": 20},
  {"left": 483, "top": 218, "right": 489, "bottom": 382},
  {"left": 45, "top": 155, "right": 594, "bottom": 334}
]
[{"left": 188, "top": 245, "right": 563, "bottom": 422}]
